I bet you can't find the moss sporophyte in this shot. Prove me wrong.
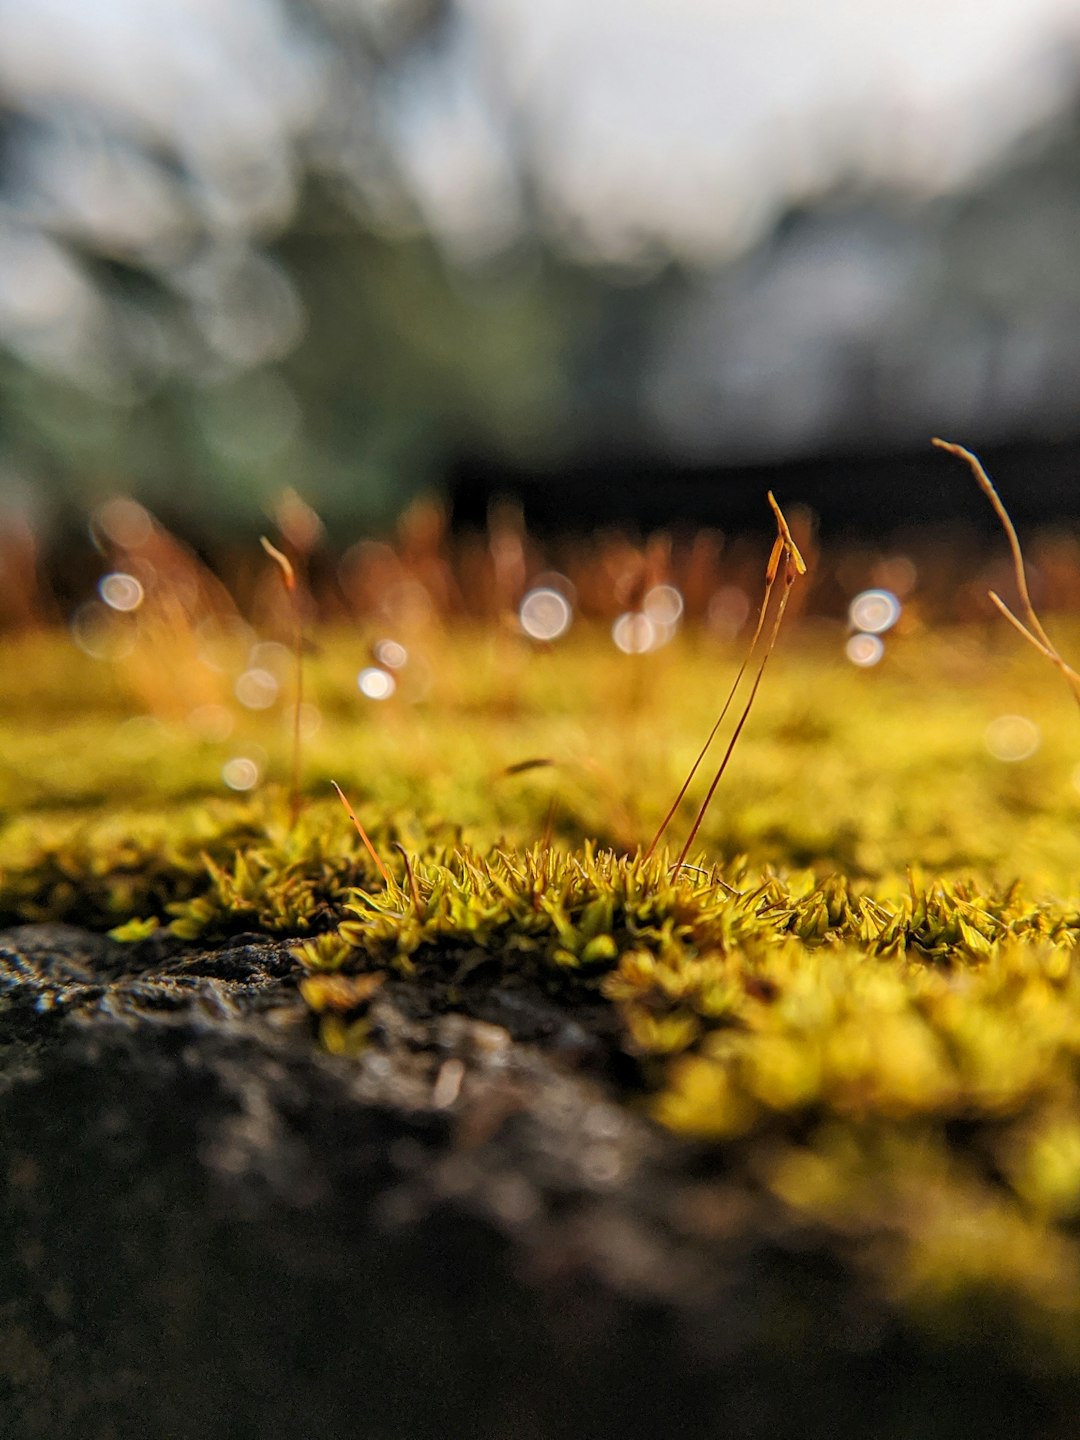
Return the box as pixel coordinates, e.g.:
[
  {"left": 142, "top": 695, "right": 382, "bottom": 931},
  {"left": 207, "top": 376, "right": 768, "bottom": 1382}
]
[
  {"left": 647, "top": 490, "right": 806, "bottom": 871},
  {"left": 10, "top": 444, "right": 1080, "bottom": 1352}
]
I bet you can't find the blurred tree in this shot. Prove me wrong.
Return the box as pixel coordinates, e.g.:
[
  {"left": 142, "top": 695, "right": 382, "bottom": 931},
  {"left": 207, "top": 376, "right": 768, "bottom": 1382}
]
[
  {"left": 0, "top": 0, "right": 663, "bottom": 534},
  {"left": 4, "top": 0, "right": 1080, "bottom": 540}
]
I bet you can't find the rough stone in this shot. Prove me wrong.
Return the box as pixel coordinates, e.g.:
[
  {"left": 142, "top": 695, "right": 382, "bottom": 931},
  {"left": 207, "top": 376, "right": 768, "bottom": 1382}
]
[{"left": 1, "top": 925, "right": 1075, "bottom": 1440}]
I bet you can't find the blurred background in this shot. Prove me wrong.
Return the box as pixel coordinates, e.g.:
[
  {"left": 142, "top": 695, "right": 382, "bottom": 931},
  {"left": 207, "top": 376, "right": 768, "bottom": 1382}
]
[{"left": 2, "top": 0, "right": 1080, "bottom": 555}]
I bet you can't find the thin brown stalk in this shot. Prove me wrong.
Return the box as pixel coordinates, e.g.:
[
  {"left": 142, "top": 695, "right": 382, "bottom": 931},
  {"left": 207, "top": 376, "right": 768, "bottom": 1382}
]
[
  {"left": 331, "top": 780, "right": 391, "bottom": 885},
  {"left": 933, "top": 438, "right": 1080, "bottom": 708},
  {"left": 673, "top": 555, "right": 799, "bottom": 873},
  {"left": 647, "top": 492, "right": 805, "bottom": 865},
  {"left": 931, "top": 439, "right": 1050, "bottom": 647},
  {"left": 987, "top": 592, "right": 1080, "bottom": 692},
  {"left": 988, "top": 593, "right": 1057, "bottom": 661},
  {"left": 644, "top": 538, "right": 782, "bottom": 861},
  {"left": 261, "top": 536, "right": 305, "bottom": 825},
  {"left": 392, "top": 842, "right": 422, "bottom": 913}
]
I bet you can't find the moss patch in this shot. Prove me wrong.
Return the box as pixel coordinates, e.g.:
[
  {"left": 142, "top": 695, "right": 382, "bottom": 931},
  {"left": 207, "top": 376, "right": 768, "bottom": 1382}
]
[{"left": 7, "top": 620, "right": 1080, "bottom": 1360}]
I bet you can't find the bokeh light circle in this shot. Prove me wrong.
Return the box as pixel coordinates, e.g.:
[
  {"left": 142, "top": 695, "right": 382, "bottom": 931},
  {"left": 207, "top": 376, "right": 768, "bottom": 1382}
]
[
  {"left": 70, "top": 601, "right": 136, "bottom": 661},
  {"left": 374, "top": 639, "right": 408, "bottom": 669},
  {"left": 985, "top": 714, "right": 1040, "bottom": 762},
  {"left": 99, "top": 572, "right": 145, "bottom": 612},
  {"left": 612, "top": 612, "right": 656, "bottom": 654},
  {"left": 848, "top": 589, "right": 901, "bottom": 635},
  {"left": 519, "top": 587, "right": 572, "bottom": 642},
  {"left": 222, "top": 756, "right": 261, "bottom": 791},
  {"left": 643, "top": 584, "right": 684, "bottom": 627},
  {"left": 845, "top": 632, "right": 884, "bottom": 667},
  {"left": 94, "top": 497, "right": 153, "bottom": 550},
  {"left": 358, "top": 667, "right": 395, "bottom": 700},
  {"left": 234, "top": 668, "right": 279, "bottom": 709}
]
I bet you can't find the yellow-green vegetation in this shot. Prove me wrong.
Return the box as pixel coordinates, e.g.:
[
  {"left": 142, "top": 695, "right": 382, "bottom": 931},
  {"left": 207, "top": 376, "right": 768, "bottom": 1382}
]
[
  {"left": 7, "top": 618, "right": 1080, "bottom": 882},
  {"left": 8, "top": 612, "right": 1080, "bottom": 1359},
  {"left": 302, "top": 842, "right": 1080, "bottom": 1356}
]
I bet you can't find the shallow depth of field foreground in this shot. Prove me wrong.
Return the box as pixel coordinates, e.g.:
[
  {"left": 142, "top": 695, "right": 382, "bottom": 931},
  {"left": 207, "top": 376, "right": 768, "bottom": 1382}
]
[{"left": 8, "top": 508, "right": 1080, "bottom": 1438}]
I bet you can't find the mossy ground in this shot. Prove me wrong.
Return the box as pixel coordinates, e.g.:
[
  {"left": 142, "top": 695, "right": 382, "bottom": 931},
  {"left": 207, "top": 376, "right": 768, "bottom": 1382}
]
[{"left": 7, "top": 617, "right": 1080, "bottom": 1365}]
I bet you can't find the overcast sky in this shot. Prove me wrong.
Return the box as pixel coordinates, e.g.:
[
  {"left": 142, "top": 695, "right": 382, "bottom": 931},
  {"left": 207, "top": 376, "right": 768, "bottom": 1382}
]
[
  {"left": 0, "top": 0, "right": 1078, "bottom": 266},
  {"left": 389, "top": 0, "right": 1080, "bottom": 261}
]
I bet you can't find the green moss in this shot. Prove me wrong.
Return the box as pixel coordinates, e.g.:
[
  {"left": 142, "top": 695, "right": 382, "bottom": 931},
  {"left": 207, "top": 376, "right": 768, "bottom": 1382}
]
[
  {"left": 9, "top": 620, "right": 1080, "bottom": 1357},
  {"left": 279, "top": 839, "right": 1080, "bottom": 1357}
]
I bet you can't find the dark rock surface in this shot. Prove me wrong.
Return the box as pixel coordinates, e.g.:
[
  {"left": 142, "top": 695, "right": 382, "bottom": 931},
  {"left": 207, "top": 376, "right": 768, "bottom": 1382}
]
[{"left": 1, "top": 924, "right": 1074, "bottom": 1440}]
